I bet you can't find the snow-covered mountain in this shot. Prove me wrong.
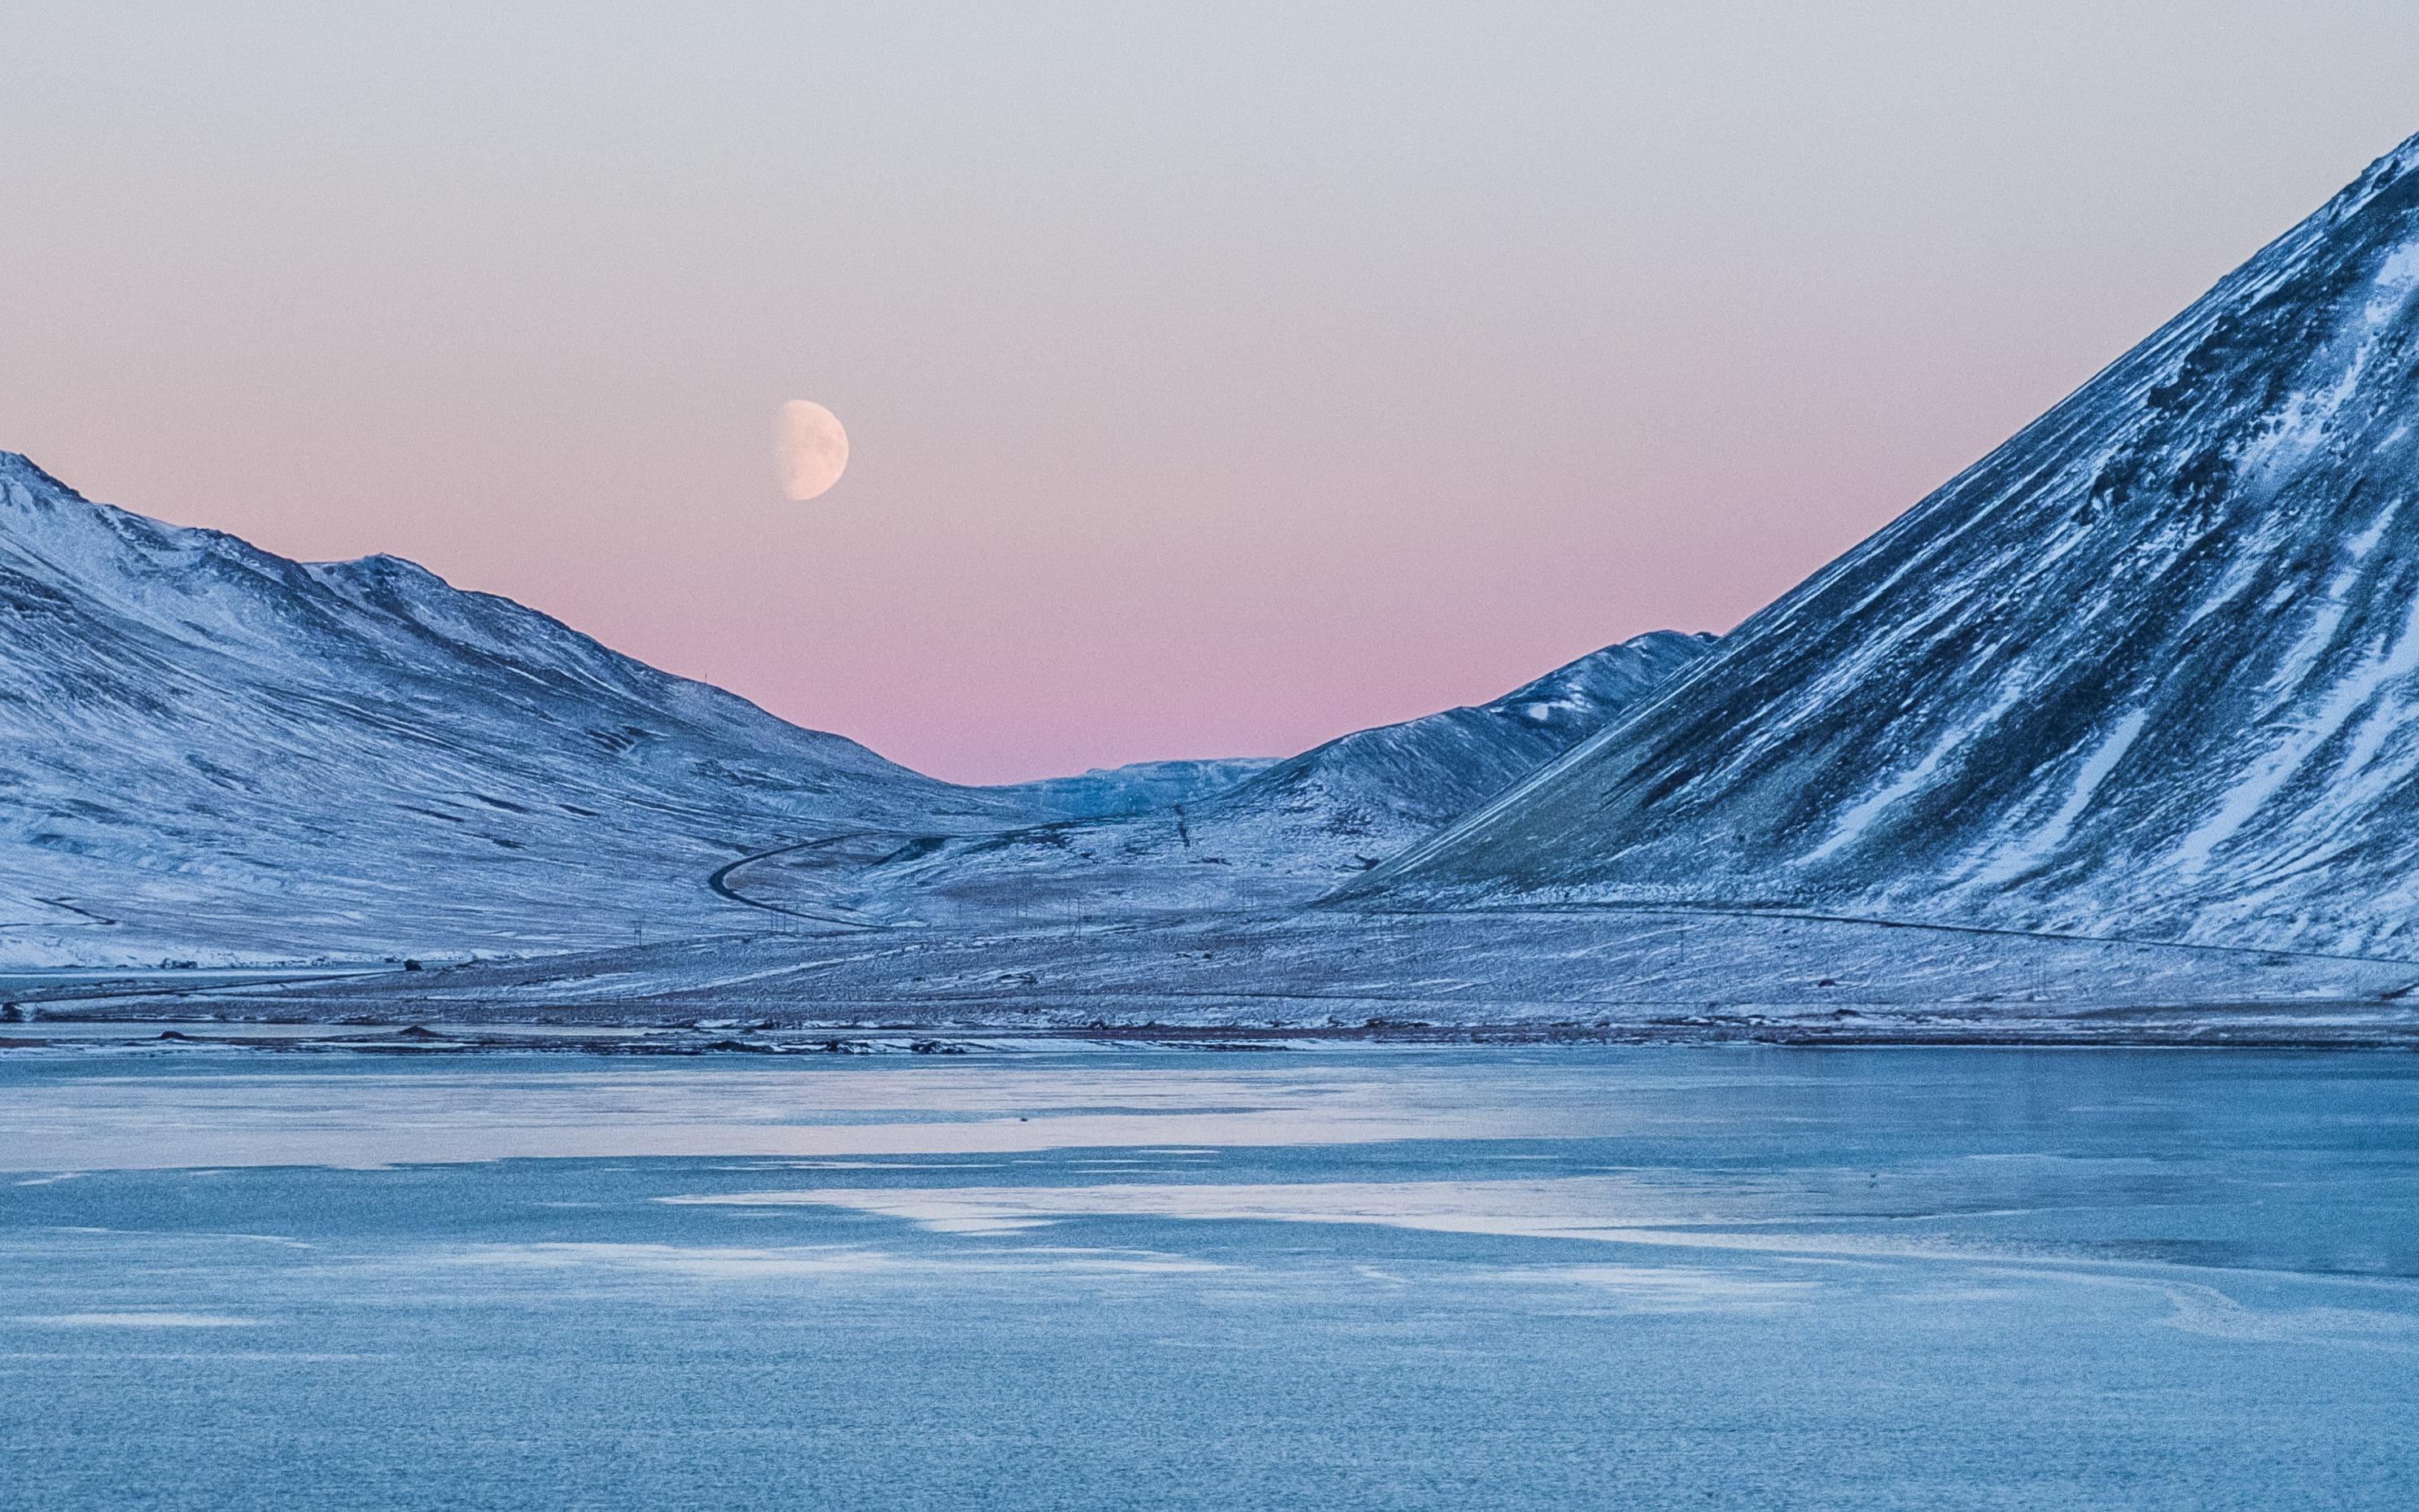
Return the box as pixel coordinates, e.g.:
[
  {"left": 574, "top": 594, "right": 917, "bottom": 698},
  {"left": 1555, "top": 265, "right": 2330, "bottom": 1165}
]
[
  {"left": 1350, "top": 131, "right": 2419, "bottom": 956},
  {"left": 733, "top": 632, "right": 1713, "bottom": 922},
  {"left": 0, "top": 453, "right": 1029, "bottom": 965}
]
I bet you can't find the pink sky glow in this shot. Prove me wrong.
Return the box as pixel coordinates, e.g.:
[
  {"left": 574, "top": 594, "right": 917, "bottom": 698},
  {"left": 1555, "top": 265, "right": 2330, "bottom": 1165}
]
[{"left": 4, "top": 4, "right": 2414, "bottom": 781}]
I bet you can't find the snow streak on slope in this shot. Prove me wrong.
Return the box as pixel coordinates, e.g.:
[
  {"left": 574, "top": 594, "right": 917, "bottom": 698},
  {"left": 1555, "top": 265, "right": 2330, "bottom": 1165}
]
[
  {"left": 0, "top": 455, "right": 1027, "bottom": 965},
  {"left": 1352, "top": 132, "right": 2419, "bottom": 956},
  {"left": 734, "top": 633, "right": 1713, "bottom": 923}
]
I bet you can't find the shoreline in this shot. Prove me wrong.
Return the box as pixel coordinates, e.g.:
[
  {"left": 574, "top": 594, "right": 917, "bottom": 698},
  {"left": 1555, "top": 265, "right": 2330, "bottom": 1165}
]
[{"left": 7, "top": 1014, "right": 2417, "bottom": 1055}]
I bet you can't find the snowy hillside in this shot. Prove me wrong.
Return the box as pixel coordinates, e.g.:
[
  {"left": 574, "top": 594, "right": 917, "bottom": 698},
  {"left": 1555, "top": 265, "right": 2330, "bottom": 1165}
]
[
  {"left": 731, "top": 632, "right": 1712, "bottom": 922},
  {"left": 1351, "top": 131, "right": 2419, "bottom": 956},
  {"left": 0, "top": 453, "right": 1029, "bottom": 965}
]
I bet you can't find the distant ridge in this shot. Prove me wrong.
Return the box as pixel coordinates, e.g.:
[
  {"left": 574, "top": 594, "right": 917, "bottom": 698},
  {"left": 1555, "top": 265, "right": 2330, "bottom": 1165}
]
[
  {"left": 1347, "top": 131, "right": 2419, "bottom": 956},
  {"left": 725, "top": 631, "right": 1713, "bottom": 923},
  {"left": 1000, "top": 757, "right": 1280, "bottom": 820},
  {"left": 1208, "top": 631, "right": 1714, "bottom": 839}
]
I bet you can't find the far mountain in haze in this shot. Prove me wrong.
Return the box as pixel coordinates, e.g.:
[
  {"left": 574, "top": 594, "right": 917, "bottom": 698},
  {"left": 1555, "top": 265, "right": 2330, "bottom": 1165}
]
[
  {"left": 1001, "top": 757, "right": 1280, "bottom": 820},
  {"left": 1347, "top": 130, "right": 2419, "bottom": 957}
]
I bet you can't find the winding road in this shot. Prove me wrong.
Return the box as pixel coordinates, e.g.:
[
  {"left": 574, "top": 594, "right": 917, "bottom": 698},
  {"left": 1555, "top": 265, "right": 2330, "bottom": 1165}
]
[{"left": 706, "top": 832, "right": 894, "bottom": 928}]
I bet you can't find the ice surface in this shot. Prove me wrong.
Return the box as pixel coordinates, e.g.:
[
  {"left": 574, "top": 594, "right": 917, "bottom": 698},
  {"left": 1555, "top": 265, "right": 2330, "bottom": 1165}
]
[{"left": 4, "top": 1049, "right": 2416, "bottom": 1510}]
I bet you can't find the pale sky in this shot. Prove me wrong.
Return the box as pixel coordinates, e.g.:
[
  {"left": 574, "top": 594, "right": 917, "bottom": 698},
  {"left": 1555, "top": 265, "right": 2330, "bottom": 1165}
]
[{"left": 3, "top": 2, "right": 2414, "bottom": 781}]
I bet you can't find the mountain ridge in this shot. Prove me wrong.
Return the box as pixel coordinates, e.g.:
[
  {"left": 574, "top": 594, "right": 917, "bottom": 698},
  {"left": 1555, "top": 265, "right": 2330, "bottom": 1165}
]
[{"left": 0, "top": 451, "right": 1026, "bottom": 964}]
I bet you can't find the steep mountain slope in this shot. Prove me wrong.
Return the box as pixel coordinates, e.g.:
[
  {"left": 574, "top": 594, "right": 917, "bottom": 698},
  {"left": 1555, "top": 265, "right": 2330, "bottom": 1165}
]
[
  {"left": 1350, "top": 132, "right": 2419, "bottom": 956},
  {"left": 733, "top": 632, "right": 1713, "bottom": 921},
  {"left": 0, "top": 453, "right": 1029, "bottom": 965}
]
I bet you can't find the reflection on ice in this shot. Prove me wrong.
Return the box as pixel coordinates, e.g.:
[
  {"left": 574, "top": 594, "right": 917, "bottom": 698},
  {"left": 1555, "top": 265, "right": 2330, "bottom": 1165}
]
[
  {"left": 660, "top": 1176, "right": 1704, "bottom": 1239},
  {"left": 1476, "top": 1264, "right": 1817, "bottom": 1310},
  {"left": 10, "top": 1312, "right": 260, "bottom": 1328},
  {"left": 435, "top": 1241, "right": 1224, "bottom": 1279},
  {"left": 0, "top": 1060, "right": 1590, "bottom": 1171}
]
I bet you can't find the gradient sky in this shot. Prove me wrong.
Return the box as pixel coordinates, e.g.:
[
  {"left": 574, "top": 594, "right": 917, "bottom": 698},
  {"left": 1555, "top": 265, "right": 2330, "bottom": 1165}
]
[{"left": 3, "top": 3, "right": 2415, "bottom": 782}]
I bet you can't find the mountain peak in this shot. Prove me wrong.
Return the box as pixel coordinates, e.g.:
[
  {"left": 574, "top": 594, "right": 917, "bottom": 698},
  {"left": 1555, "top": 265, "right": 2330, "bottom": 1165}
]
[
  {"left": 0, "top": 449, "right": 72, "bottom": 492},
  {"left": 2348, "top": 128, "right": 2419, "bottom": 203},
  {"left": 1347, "top": 129, "right": 2419, "bottom": 956},
  {"left": 315, "top": 552, "right": 445, "bottom": 583}
]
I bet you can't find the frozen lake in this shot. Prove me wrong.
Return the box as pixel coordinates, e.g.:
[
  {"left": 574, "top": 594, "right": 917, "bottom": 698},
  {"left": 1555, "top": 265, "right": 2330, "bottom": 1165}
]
[{"left": 4, "top": 1047, "right": 2415, "bottom": 1510}]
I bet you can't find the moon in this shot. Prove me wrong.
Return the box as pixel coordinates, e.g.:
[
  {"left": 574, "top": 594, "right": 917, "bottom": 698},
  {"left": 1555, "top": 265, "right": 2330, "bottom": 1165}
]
[{"left": 776, "top": 400, "right": 849, "bottom": 500}]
